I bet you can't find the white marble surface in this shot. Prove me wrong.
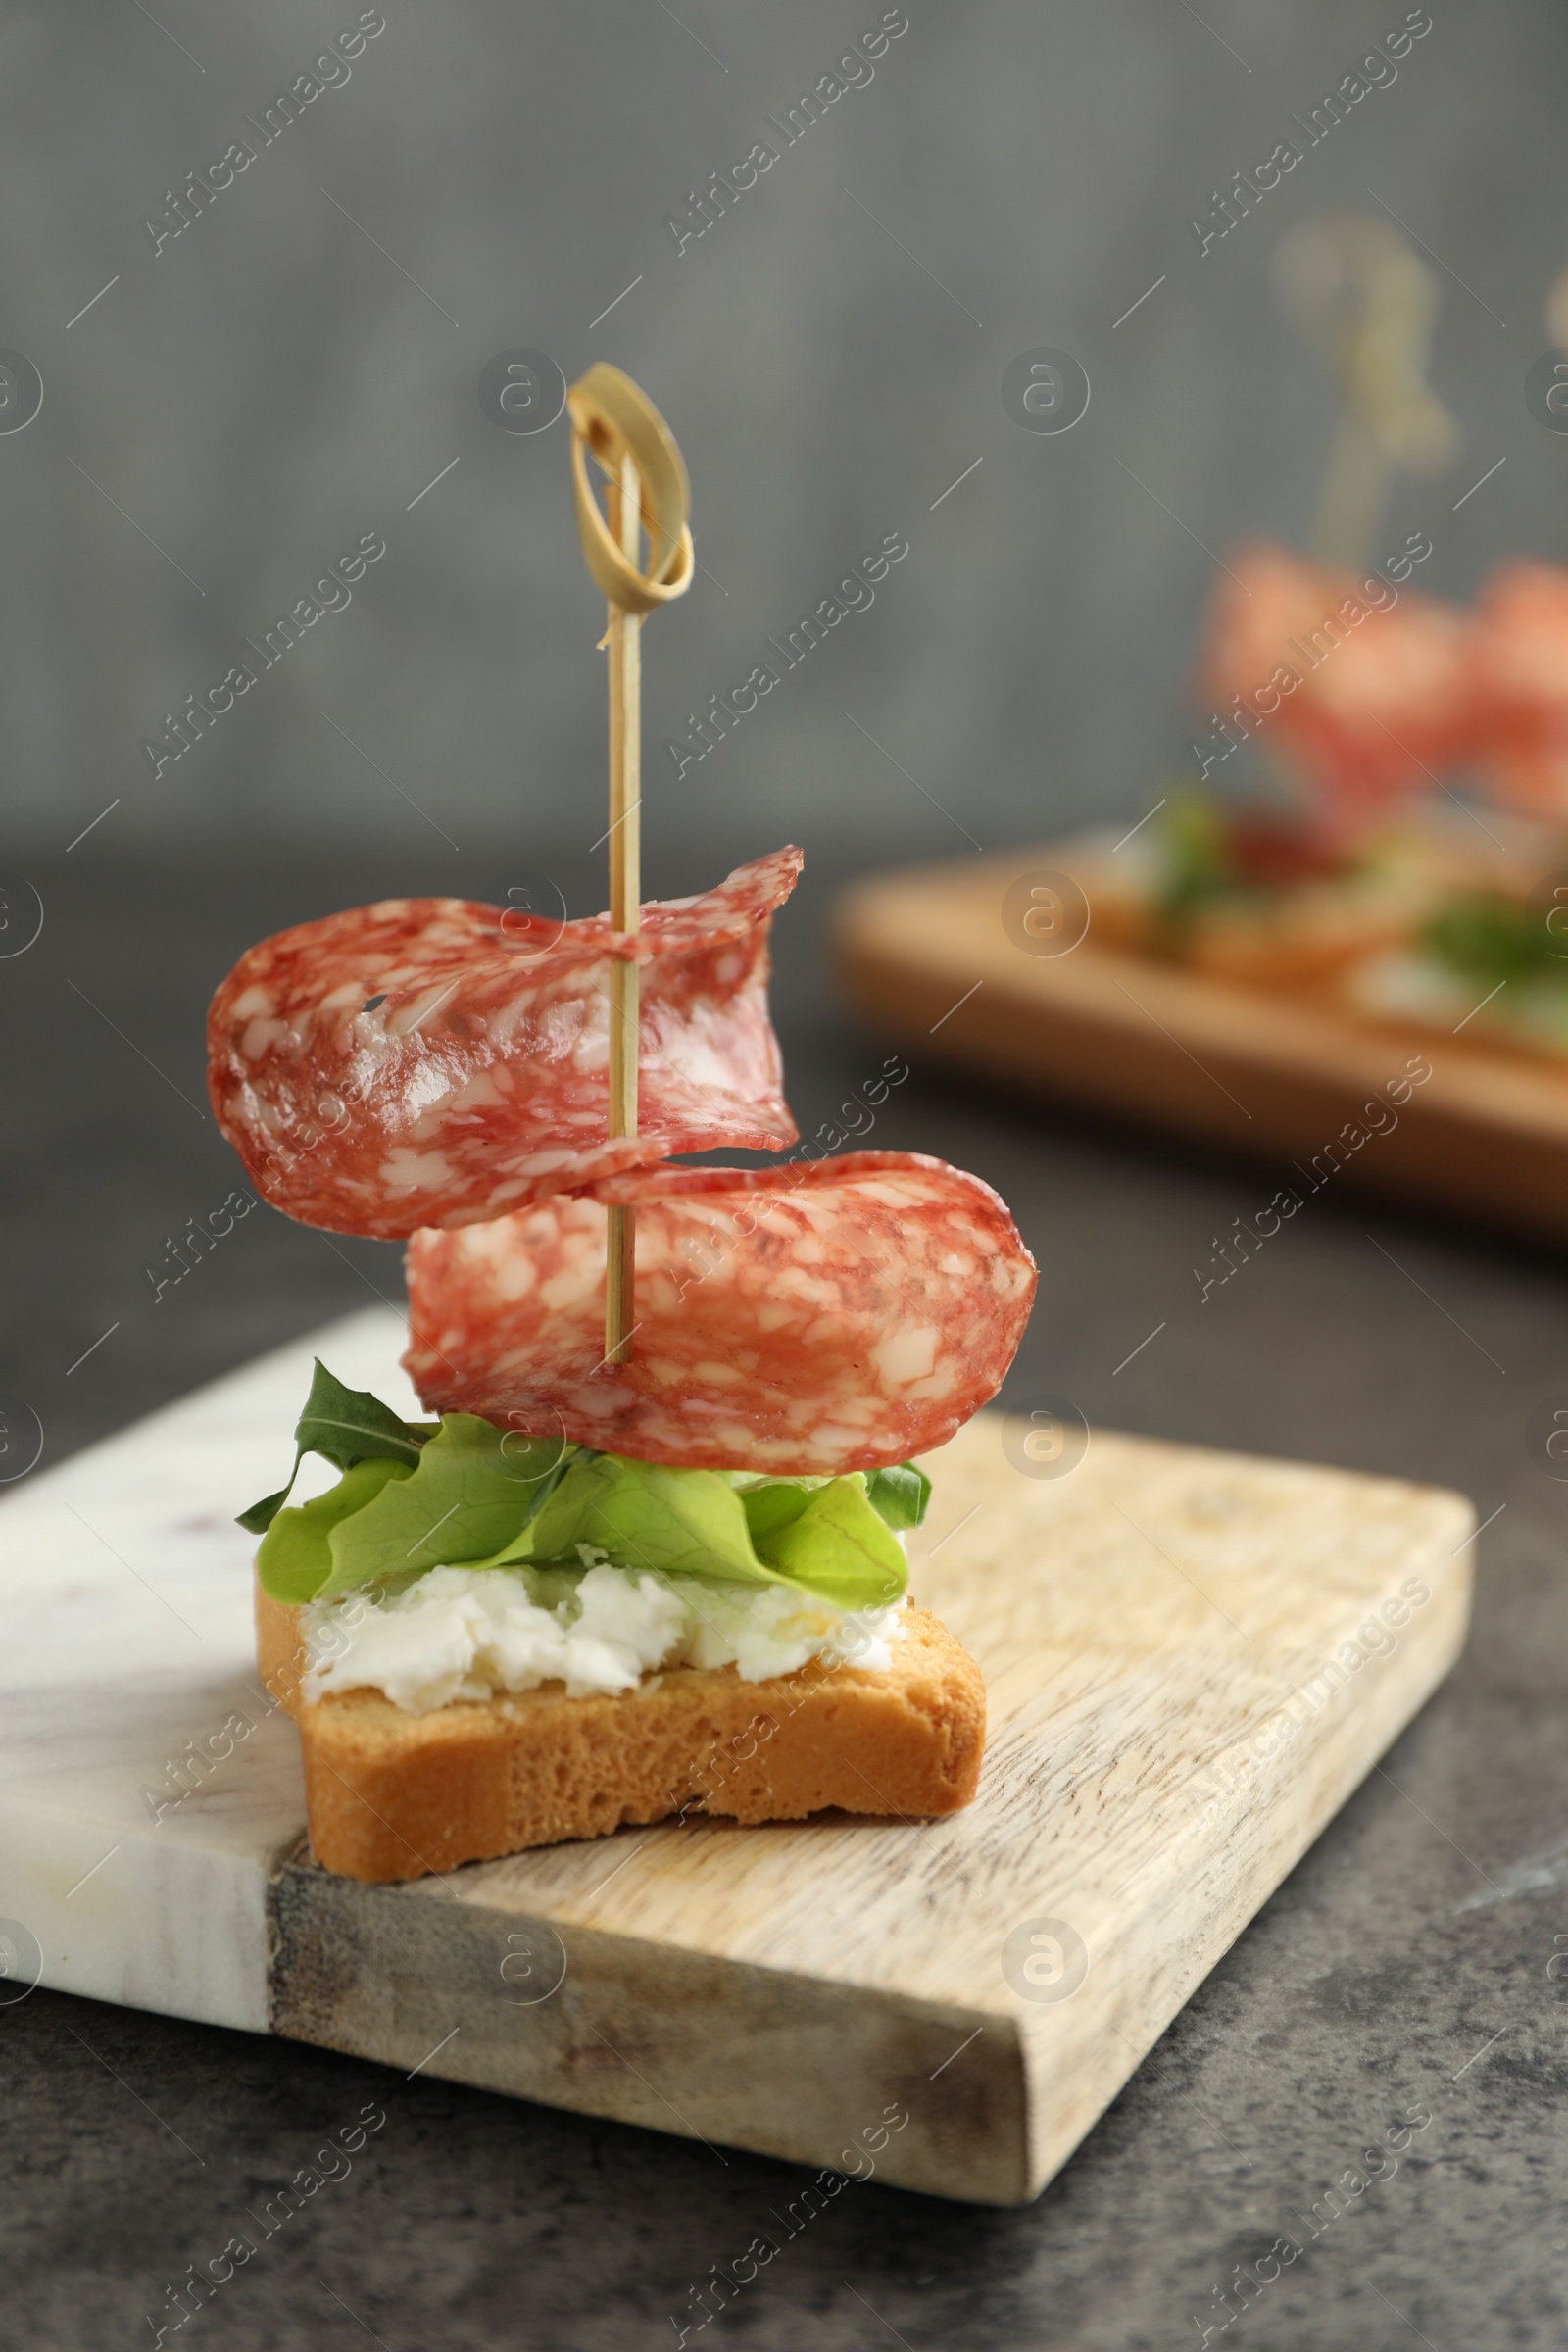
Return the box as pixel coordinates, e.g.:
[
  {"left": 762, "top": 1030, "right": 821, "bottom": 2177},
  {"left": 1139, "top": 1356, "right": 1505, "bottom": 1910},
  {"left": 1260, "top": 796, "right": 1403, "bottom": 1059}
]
[{"left": 0, "top": 1305, "right": 414, "bottom": 2032}]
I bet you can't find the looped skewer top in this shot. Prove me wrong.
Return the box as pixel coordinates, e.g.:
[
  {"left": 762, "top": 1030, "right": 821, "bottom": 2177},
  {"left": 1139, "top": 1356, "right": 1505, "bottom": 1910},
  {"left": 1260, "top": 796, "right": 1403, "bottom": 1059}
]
[
  {"left": 567, "top": 363, "right": 695, "bottom": 614},
  {"left": 1273, "top": 214, "right": 1458, "bottom": 570},
  {"left": 565, "top": 365, "right": 695, "bottom": 1368}
]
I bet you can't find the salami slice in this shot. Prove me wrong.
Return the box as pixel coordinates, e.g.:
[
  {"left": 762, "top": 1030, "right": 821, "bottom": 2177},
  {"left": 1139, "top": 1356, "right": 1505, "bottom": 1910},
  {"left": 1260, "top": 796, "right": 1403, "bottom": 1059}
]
[
  {"left": 207, "top": 847, "right": 803, "bottom": 1238},
  {"left": 1199, "top": 542, "right": 1477, "bottom": 821},
  {"left": 1471, "top": 560, "right": 1568, "bottom": 819},
  {"left": 403, "top": 1152, "right": 1037, "bottom": 1472}
]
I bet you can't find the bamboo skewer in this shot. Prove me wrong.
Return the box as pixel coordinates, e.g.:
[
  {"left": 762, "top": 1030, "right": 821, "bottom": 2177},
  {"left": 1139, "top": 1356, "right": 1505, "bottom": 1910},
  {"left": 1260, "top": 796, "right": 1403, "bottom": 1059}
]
[
  {"left": 564, "top": 367, "right": 694, "bottom": 1368},
  {"left": 1273, "top": 215, "right": 1457, "bottom": 572},
  {"left": 604, "top": 455, "right": 641, "bottom": 1365}
]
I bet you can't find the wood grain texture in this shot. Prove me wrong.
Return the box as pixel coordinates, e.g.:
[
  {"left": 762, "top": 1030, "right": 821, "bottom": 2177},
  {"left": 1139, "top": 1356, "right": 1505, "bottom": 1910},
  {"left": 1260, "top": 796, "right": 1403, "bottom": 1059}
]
[
  {"left": 832, "top": 849, "right": 1568, "bottom": 1244},
  {"left": 268, "top": 1411, "right": 1473, "bottom": 2204}
]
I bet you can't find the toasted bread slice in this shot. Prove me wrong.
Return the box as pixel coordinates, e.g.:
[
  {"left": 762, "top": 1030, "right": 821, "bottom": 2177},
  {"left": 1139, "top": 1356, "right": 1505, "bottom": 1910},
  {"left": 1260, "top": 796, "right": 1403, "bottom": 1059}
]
[{"left": 256, "top": 1579, "right": 986, "bottom": 1883}]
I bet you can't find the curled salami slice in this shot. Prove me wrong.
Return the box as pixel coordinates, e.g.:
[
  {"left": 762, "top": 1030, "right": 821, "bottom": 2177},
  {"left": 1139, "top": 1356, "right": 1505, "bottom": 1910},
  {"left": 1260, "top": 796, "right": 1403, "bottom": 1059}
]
[
  {"left": 207, "top": 847, "right": 803, "bottom": 1238},
  {"left": 403, "top": 1152, "right": 1037, "bottom": 1472},
  {"left": 1470, "top": 560, "right": 1568, "bottom": 819},
  {"left": 1199, "top": 542, "right": 1477, "bottom": 821}
]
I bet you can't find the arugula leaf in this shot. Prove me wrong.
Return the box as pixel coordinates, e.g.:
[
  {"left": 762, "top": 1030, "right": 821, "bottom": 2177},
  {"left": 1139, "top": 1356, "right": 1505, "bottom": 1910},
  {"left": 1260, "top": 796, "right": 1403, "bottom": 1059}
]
[
  {"left": 864, "top": 1461, "right": 931, "bottom": 1531},
  {"left": 292, "top": 1360, "right": 429, "bottom": 1468},
  {"left": 236, "top": 1483, "right": 298, "bottom": 1540},
  {"left": 238, "top": 1359, "right": 430, "bottom": 1534}
]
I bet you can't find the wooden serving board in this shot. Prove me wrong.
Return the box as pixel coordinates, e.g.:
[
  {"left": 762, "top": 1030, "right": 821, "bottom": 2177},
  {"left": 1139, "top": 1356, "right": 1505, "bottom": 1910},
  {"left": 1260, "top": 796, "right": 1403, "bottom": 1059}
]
[
  {"left": 0, "top": 1308, "right": 1472, "bottom": 2204},
  {"left": 833, "top": 846, "right": 1568, "bottom": 1245}
]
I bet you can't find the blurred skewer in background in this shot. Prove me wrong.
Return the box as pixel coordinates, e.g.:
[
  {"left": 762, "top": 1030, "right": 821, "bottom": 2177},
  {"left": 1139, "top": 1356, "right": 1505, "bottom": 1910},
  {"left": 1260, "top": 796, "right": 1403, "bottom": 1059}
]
[
  {"left": 1197, "top": 213, "right": 1467, "bottom": 833},
  {"left": 1276, "top": 214, "right": 1458, "bottom": 572}
]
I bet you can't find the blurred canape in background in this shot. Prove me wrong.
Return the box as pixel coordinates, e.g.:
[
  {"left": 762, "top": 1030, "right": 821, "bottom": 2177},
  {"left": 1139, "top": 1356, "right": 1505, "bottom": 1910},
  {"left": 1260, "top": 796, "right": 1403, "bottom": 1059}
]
[
  {"left": 833, "top": 214, "right": 1568, "bottom": 1247},
  {"left": 1080, "top": 218, "right": 1568, "bottom": 1064}
]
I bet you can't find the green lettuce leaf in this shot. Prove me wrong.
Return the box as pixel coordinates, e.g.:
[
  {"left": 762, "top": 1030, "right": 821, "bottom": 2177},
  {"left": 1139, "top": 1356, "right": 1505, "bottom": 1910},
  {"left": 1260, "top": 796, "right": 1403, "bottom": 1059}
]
[
  {"left": 245, "top": 1366, "right": 920, "bottom": 1612},
  {"left": 256, "top": 1455, "right": 416, "bottom": 1605},
  {"left": 725, "top": 1461, "right": 930, "bottom": 1535},
  {"left": 255, "top": 1409, "right": 571, "bottom": 1604},
  {"left": 529, "top": 1453, "right": 776, "bottom": 1586},
  {"left": 749, "top": 1476, "right": 909, "bottom": 1609},
  {"left": 314, "top": 1415, "right": 568, "bottom": 1600},
  {"left": 736, "top": 1478, "right": 814, "bottom": 1549},
  {"left": 238, "top": 1359, "right": 431, "bottom": 1533},
  {"left": 520, "top": 1451, "right": 907, "bottom": 1609}
]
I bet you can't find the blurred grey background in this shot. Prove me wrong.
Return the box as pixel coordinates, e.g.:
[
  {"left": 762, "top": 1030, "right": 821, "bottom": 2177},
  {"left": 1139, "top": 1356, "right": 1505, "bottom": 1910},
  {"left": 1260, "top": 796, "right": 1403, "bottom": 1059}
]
[{"left": 6, "top": 0, "right": 1564, "bottom": 873}]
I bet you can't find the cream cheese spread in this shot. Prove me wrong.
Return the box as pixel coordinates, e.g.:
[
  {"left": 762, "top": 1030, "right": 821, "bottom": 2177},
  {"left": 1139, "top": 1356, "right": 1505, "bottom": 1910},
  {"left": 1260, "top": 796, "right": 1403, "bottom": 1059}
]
[{"left": 302, "top": 1556, "right": 906, "bottom": 1714}]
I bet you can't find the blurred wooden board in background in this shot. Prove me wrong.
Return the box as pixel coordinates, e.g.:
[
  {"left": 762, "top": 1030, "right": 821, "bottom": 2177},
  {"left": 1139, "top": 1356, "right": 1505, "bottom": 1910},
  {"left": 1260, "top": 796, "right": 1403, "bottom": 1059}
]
[{"left": 832, "top": 847, "right": 1568, "bottom": 1246}]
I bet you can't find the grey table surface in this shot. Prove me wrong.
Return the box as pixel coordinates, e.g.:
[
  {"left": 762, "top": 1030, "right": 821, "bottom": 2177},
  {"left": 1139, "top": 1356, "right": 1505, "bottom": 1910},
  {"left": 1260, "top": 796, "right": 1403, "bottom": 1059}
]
[{"left": 4, "top": 840, "right": 1567, "bottom": 2352}]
